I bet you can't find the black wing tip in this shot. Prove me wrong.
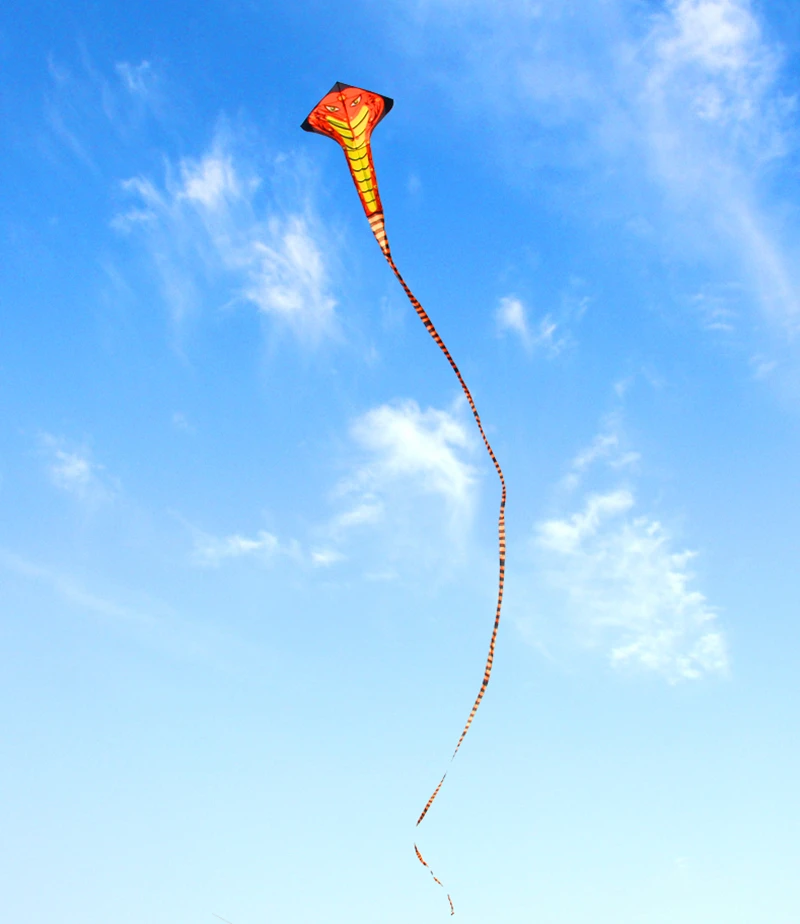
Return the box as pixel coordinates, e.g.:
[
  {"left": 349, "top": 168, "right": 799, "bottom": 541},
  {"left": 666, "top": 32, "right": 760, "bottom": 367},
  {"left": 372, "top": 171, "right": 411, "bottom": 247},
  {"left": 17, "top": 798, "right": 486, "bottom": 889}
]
[
  {"left": 301, "top": 83, "right": 394, "bottom": 132},
  {"left": 331, "top": 81, "right": 394, "bottom": 113}
]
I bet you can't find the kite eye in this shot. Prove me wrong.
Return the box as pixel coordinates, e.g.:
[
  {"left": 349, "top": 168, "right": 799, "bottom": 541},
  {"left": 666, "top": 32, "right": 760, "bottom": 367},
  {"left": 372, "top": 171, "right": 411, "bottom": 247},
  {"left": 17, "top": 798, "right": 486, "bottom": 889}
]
[
  {"left": 351, "top": 95, "right": 361, "bottom": 106},
  {"left": 325, "top": 105, "right": 339, "bottom": 112}
]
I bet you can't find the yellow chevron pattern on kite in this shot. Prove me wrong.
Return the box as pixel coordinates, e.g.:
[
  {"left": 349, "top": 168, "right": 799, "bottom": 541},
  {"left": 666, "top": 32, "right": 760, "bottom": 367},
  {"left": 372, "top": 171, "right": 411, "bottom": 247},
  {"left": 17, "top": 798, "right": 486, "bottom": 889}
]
[{"left": 326, "top": 106, "right": 380, "bottom": 214}]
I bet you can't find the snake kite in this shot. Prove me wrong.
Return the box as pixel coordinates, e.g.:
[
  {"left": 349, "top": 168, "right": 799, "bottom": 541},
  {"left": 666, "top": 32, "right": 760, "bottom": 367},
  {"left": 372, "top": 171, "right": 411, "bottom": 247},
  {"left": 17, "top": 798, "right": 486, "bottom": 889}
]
[{"left": 302, "top": 83, "right": 507, "bottom": 916}]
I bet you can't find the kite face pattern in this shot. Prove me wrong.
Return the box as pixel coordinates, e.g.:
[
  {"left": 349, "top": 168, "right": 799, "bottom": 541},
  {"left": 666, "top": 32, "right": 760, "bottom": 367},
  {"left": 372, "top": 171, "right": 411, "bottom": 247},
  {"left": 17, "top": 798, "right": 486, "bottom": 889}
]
[
  {"left": 302, "top": 83, "right": 393, "bottom": 224},
  {"left": 302, "top": 83, "right": 507, "bottom": 916}
]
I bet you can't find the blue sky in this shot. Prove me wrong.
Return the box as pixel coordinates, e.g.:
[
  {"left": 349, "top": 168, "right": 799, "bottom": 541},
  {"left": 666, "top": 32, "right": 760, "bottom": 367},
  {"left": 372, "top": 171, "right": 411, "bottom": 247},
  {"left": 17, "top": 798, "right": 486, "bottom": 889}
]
[{"left": 2, "top": 0, "right": 800, "bottom": 921}]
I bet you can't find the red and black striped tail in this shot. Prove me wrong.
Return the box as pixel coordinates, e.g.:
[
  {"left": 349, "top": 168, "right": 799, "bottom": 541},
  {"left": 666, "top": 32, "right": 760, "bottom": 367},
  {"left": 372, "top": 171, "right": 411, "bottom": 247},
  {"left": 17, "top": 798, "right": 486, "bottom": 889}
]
[
  {"left": 375, "top": 221, "right": 507, "bottom": 915},
  {"left": 415, "top": 843, "right": 455, "bottom": 916}
]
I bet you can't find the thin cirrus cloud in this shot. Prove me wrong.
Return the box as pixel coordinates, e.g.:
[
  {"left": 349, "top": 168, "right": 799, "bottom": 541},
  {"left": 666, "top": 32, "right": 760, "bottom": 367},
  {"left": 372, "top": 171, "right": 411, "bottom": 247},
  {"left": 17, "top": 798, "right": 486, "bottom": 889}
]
[
  {"left": 44, "top": 56, "right": 336, "bottom": 344},
  {"left": 643, "top": 0, "right": 800, "bottom": 332},
  {"left": 192, "top": 528, "right": 300, "bottom": 568},
  {"left": 114, "top": 60, "right": 157, "bottom": 99},
  {"left": 39, "top": 433, "right": 118, "bottom": 504},
  {"left": 0, "top": 548, "right": 246, "bottom": 665},
  {"left": 533, "top": 419, "right": 727, "bottom": 682},
  {"left": 401, "top": 0, "right": 800, "bottom": 343},
  {"left": 561, "top": 414, "right": 641, "bottom": 490},
  {"left": 45, "top": 54, "right": 162, "bottom": 163},
  {"left": 113, "top": 129, "right": 338, "bottom": 344},
  {"left": 495, "top": 295, "right": 563, "bottom": 355}
]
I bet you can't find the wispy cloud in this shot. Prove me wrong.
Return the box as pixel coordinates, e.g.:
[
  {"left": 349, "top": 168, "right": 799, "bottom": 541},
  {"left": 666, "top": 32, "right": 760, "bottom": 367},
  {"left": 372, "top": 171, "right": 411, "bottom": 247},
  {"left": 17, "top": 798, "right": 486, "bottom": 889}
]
[
  {"left": 496, "top": 295, "right": 531, "bottom": 345},
  {"left": 649, "top": 0, "right": 779, "bottom": 124},
  {"left": 1, "top": 548, "right": 155, "bottom": 627},
  {"left": 537, "top": 491, "right": 727, "bottom": 682},
  {"left": 114, "top": 128, "right": 338, "bottom": 344},
  {"left": 39, "top": 433, "right": 118, "bottom": 504},
  {"left": 115, "top": 60, "right": 157, "bottom": 99},
  {"left": 395, "top": 0, "right": 800, "bottom": 345},
  {"left": 749, "top": 352, "right": 778, "bottom": 380},
  {"left": 329, "top": 499, "right": 385, "bottom": 535},
  {"left": 183, "top": 400, "right": 479, "bottom": 575},
  {"left": 495, "top": 295, "right": 564, "bottom": 354},
  {"left": 642, "top": 0, "right": 800, "bottom": 331},
  {"left": 310, "top": 548, "right": 345, "bottom": 567},
  {"left": 690, "top": 284, "right": 741, "bottom": 333},
  {"left": 192, "top": 528, "right": 300, "bottom": 568},
  {"left": 0, "top": 549, "right": 241, "bottom": 664},
  {"left": 316, "top": 399, "right": 479, "bottom": 571},
  {"left": 533, "top": 421, "right": 727, "bottom": 682},
  {"left": 45, "top": 52, "right": 162, "bottom": 163},
  {"left": 560, "top": 413, "right": 640, "bottom": 492}
]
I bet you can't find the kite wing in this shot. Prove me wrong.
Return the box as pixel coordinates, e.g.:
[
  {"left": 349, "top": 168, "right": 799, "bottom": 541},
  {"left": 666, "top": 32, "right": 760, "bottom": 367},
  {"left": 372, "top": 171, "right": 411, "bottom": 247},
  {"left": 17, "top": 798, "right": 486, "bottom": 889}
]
[{"left": 302, "top": 83, "right": 507, "bottom": 916}]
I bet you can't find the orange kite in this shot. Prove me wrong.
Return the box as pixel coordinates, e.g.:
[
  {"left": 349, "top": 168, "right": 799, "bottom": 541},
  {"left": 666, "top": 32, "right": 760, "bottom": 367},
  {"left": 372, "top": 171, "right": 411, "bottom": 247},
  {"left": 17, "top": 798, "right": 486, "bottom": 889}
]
[{"left": 302, "top": 83, "right": 506, "bottom": 916}]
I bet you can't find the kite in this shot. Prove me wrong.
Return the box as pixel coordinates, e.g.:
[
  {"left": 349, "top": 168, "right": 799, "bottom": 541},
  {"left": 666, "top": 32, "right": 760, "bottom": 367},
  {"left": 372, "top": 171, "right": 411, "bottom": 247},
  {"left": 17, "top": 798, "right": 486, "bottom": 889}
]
[{"left": 302, "top": 83, "right": 506, "bottom": 915}]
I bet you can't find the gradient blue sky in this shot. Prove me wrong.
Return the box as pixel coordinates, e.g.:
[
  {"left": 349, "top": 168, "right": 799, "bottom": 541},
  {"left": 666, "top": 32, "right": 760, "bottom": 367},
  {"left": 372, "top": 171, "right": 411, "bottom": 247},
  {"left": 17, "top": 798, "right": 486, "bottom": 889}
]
[{"left": 3, "top": 1, "right": 800, "bottom": 922}]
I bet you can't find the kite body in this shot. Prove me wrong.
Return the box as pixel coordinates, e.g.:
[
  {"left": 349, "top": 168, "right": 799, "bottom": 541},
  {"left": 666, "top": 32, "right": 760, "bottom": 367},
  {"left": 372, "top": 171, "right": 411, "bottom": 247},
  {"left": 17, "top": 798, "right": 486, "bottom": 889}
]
[
  {"left": 302, "top": 83, "right": 391, "bottom": 254},
  {"left": 302, "top": 83, "right": 507, "bottom": 916}
]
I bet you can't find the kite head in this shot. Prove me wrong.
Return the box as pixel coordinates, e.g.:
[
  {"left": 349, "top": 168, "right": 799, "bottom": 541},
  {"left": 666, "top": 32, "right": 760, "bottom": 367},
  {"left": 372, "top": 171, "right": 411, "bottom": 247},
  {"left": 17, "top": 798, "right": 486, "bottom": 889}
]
[{"left": 302, "top": 82, "right": 393, "bottom": 227}]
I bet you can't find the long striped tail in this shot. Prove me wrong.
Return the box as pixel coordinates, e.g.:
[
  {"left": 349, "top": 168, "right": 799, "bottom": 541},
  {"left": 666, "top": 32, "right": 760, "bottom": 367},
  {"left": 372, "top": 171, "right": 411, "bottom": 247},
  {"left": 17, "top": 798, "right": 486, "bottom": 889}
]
[{"left": 370, "top": 212, "right": 507, "bottom": 913}]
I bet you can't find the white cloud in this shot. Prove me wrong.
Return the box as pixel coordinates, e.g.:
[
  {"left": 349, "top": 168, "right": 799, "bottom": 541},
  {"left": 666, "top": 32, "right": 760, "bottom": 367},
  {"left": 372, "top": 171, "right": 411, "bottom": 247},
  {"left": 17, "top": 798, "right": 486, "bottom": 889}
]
[
  {"left": 45, "top": 54, "right": 163, "bottom": 162},
  {"left": 534, "top": 424, "right": 727, "bottom": 682},
  {"left": 316, "top": 399, "right": 479, "bottom": 571},
  {"left": 347, "top": 399, "right": 476, "bottom": 509},
  {"left": 310, "top": 548, "right": 345, "bottom": 567},
  {"left": 179, "top": 150, "right": 241, "bottom": 209},
  {"left": 657, "top": 0, "right": 762, "bottom": 75},
  {"left": 538, "top": 489, "right": 634, "bottom": 555},
  {"left": 690, "top": 285, "right": 740, "bottom": 333},
  {"left": 114, "top": 129, "right": 337, "bottom": 343},
  {"left": 571, "top": 431, "right": 620, "bottom": 473},
  {"left": 330, "top": 500, "right": 385, "bottom": 534},
  {"left": 560, "top": 414, "right": 640, "bottom": 491},
  {"left": 245, "top": 215, "right": 335, "bottom": 333},
  {"left": 749, "top": 353, "right": 778, "bottom": 380},
  {"left": 39, "top": 434, "right": 118, "bottom": 504},
  {"left": 495, "top": 295, "right": 570, "bottom": 355},
  {"left": 393, "top": 0, "right": 800, "bottom": 342},
  {"left": 115, "top": 60, "right": 156, "bottom": 98},
  {"left": 537, "top": 494, "right": 727, "bottom": 682},
  {"left": 642, "top": 0, "right": 800, "bottom": 330},
  {"left": 192, "top": 528, "right": 295, "bottom": 568},
  {"left": 496, "top": 295, "right": 531, "bottom": 346},
  {"left": 181, "top": 401, "right": 477, "bottom": 574}
]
